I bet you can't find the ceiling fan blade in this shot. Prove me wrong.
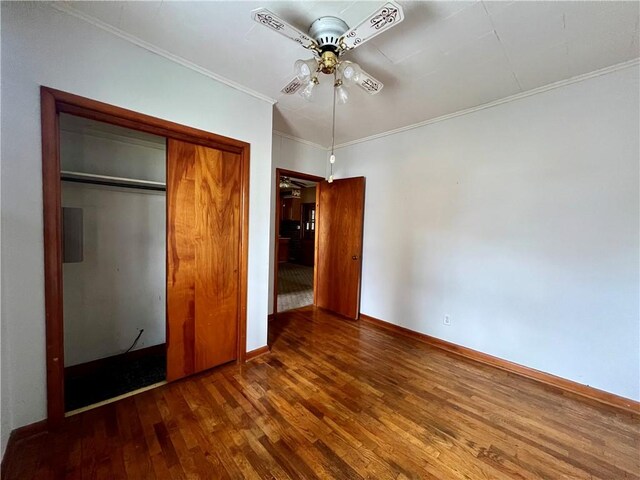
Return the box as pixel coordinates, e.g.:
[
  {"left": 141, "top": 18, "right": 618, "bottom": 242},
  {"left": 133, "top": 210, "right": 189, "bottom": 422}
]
[
  {"left": 280, "top": 76, "right": 304, "bottom": 95},
  {"left": 356, "top": 69, "right": 384, "bottom": 95},
  {"left": 251, "top": 8, "right": 315, "bottom": 48},
  {"left": 340, "top": 2, "right": 404, "bottom": 50}
]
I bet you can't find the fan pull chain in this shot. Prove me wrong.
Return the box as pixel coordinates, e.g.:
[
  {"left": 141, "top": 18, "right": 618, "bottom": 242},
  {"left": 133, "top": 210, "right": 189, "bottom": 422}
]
[{"left": 329, "top": 71, "right": 337, "bottom": 183}]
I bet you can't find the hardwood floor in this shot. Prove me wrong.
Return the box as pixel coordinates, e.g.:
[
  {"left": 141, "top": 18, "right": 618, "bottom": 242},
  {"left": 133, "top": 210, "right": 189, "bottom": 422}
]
[
  {"left": 4, "top": 307, "right": 639, "bottom": 479},
  {"left": 277, "top": 263, "right": 314, "bottom": 312}
]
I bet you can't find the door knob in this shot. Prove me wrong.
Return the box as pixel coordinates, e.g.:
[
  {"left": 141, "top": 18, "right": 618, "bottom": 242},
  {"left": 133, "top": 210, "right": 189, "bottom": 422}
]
[{"left": 352, "top": 255, "right": 359, "bottom": 260}]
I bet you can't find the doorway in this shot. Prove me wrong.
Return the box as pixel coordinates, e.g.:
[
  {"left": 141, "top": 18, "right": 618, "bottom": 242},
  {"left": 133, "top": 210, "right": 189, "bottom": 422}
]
[{"left": 274, "top": 169, "right": 324, "bottom": 315}]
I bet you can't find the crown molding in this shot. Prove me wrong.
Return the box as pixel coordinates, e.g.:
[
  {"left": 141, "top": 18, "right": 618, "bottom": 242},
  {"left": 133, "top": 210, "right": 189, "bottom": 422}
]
[
  {"left": 49, "top": 3, "right": 277, "bottom": 106},
  {"left": 333, "top": 58, "right": 640, "bottom": 150},
  {"left": 47, "top": 0, "right": 638, "bottom": 148},
  {"left": 273, "top": 130, "right": 328, "bottom": 151}
]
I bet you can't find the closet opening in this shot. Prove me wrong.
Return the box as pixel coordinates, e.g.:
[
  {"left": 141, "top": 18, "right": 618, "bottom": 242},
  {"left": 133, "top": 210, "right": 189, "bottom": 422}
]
[
  {"left": 273, "top": 169, "right": 324, "bottom": 316},
  {"left": 42, "top": 87, "right": 250, "bottom": 427},
  {"left": 60, "top": 113, "right": 167, "bottom": 413}
]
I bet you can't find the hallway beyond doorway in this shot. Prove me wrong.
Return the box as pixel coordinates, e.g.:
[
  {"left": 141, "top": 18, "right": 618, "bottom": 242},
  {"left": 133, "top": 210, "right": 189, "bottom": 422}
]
[{"left": 277, "top": 262, "right": 313, "bottom": 312}]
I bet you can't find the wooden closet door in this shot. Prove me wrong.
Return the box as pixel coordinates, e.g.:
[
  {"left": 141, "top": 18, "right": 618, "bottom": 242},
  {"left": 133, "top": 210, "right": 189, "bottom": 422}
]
[
  {"left": 316, "top": 177, "right": 365, "bottom": 319},
  {"left": 167, "top": 139, "right": 241, "bottom": 381}
]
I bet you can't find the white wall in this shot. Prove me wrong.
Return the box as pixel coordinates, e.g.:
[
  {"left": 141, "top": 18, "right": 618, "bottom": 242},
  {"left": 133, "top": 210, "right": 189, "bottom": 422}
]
[
  {"left": 335, "top": 65, "right": 640, "bottom": 401},
  {"left": 0, "top": 2, "right": 8, "bottom": 459},
  {"left": 61, "top": 123, "right": 167, "bottom": 366},
  {"left": 1, "top": 1, "right": 273, "bottom": 438},
  {"left": 62, "top": 184, "right": 166, "bottom": 366},
  {"left": 60, "top": 118, "right": 167, "bottom": 183},
  {"left": 269, "top": 133, "right": 328, "bottom": 314}
]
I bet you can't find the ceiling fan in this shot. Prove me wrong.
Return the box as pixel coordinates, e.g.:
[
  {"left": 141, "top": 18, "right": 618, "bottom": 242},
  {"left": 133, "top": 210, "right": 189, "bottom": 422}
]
[
  {"left": 279, "top": 176, "right": 310, "bottom": 189},
  {"left": 251, "top": 2, "right": 405, "bottom": 104}
]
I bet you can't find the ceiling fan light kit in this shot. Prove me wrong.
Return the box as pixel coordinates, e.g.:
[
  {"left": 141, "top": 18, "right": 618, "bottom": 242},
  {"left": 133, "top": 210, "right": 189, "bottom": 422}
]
[
  {"left": 299, "top": 76, "right": 319, "bottom": 101},
  {"left": 338, "top": 61, "right": 362, "bottom": 84},
  {"left": 252, "top": 1, "right": 403, "bottom": 99},
  {"left": 294, "top": 58, "right": 318, "bottom": 81},
  {"left": 335, "top": 82, "right": 349, "bottom": 105},
  {"left": 252, "top": 2, "right": 405, "bottom": 179}
]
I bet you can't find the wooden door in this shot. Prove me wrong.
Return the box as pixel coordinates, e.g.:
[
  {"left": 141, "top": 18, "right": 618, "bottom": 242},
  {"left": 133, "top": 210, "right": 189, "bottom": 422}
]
[
  {"left": 166, "top": 139, "right": 241, "bottom": 381},
  {"left": 316, "top": 177, "right": 365, "bottom": 319}
]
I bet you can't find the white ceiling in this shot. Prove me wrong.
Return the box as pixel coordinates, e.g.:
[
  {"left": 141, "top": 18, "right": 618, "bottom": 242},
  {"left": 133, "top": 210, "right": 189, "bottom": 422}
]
[{"left": 59, "top": 1, "right": 640, "bottom": 147}]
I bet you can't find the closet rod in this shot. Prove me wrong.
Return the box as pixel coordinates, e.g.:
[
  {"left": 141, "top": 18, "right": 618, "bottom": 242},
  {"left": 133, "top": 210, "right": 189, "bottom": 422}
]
[{"left": 60, "top": 170, "right": 166, "bottom": 192}]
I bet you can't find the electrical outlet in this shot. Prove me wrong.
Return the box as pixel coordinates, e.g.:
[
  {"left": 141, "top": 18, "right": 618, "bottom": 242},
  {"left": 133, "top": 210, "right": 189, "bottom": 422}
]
[{"left": 443, "top": 315, "right": 451, "bottom": 326}]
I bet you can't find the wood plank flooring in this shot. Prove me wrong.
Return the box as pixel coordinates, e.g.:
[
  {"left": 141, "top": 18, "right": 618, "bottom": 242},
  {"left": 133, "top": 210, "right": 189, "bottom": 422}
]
[{"left": 4, "top": 306, "right": 639, "bottom": 479}]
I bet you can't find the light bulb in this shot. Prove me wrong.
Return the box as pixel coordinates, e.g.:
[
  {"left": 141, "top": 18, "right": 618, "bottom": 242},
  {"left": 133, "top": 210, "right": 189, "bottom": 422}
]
[
  {"left": 335, "top": 84, "right": 349, "bottom": 105},
  {"left": 294, "top": 58, "right": 317, "bottom": 81},
  {"left": 329, "top": 154, "right": 335, "bottom": 164},
  {"left": 328, "top": 175, "right": 334, "bottom": 183},
  {"left": 338, "top": 61, "right": 362, "bottom": 85},
  {"left": 299, "top": 78, "right": 317, "bottom": 101}
]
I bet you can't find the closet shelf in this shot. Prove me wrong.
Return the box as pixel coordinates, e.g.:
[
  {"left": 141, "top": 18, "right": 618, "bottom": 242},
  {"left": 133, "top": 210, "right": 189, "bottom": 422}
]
[{"left": 61, "top": 170, "right": 166, "bottom": 192}]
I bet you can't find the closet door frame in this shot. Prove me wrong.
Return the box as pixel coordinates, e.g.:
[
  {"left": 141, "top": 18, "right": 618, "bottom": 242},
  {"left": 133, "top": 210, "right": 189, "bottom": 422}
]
[{"left": 41, "top": 87, "right": 250, "bottom": 428}]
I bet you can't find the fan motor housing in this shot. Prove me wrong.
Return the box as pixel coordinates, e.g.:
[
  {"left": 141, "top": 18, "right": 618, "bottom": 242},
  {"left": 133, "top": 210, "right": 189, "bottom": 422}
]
[{"left": 309, "top": 16, "right": 349, "bottom": 52}]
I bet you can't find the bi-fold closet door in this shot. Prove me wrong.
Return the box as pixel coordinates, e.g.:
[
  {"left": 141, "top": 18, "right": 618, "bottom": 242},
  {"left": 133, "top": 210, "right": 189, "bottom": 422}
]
[{"left": 166, "top": 139, "right": 242, "bottom": 381}]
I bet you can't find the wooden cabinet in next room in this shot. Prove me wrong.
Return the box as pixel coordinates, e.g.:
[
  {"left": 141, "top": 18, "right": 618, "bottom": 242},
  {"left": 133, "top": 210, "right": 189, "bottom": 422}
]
[{"left": 281, "top": 197, "right": 301, "bottom": 221}]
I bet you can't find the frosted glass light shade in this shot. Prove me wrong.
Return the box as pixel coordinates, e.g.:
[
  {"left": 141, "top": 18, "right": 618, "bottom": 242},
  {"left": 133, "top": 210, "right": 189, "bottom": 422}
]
[
  {"left": 335, "top": 85, "right": 349, "bottom": 105},
  {"left": 338, "top": 61, "right": 361, "bottom": 85},
  {"left": 294, "top": 58, "right": 318, "bottom": 81},
  {"left": 299, "top": 79, "right": 316, "bottom": 101}
]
